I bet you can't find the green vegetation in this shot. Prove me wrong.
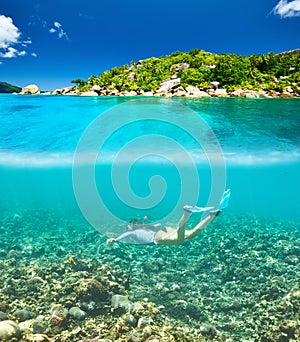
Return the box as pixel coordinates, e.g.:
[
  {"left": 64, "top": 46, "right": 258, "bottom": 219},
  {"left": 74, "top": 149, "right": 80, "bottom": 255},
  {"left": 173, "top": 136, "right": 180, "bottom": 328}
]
[
  {"left": 75, "top": 49, "right": 300, "bottom": 94},
  {"left": 0, "top": 81, "right": 21, "bottom": 93}
]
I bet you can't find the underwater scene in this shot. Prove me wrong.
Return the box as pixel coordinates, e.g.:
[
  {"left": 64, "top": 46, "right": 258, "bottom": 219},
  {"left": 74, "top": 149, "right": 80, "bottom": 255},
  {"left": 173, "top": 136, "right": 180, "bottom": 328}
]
[{"left": 0, "top": 94, "right": 300, "bottom": 342}]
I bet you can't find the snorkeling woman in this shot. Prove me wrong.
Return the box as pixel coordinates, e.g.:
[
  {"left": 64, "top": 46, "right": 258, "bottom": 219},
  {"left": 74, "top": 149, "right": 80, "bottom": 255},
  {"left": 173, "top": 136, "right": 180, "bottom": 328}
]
[{"left": 106, "top": 189, "right": 231, "bottom": 246}]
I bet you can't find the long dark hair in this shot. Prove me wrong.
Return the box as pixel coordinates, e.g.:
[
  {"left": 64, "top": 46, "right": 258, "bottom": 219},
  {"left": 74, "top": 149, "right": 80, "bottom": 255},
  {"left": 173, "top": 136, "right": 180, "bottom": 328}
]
[{"left": 129, "top": 219, "right": 143, "bottom": 225}]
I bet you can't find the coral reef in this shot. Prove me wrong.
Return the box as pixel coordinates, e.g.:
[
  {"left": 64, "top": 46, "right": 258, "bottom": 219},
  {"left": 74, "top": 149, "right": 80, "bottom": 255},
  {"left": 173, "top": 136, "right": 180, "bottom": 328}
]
[{"left": 0, "top": 211, "right": 299, "bottom": 341}]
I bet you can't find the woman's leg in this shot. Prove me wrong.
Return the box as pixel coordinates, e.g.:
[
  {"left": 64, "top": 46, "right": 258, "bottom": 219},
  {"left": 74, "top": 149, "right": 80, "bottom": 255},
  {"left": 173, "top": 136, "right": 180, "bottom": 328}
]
[
  {"left": 154, "top": 210, "right": 192, "bottom": 245},
  {"left": 184, "top": 211, "right": 219, "bottom": 240},
  {"left": 176, "top": 210, "right": 192, "bottom": 241}
]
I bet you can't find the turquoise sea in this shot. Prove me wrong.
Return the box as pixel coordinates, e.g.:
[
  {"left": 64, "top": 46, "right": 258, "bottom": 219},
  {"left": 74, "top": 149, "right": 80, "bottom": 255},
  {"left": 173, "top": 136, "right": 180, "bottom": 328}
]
[{"left": 0, "top": 94, "right": 299, "bottom": 341}]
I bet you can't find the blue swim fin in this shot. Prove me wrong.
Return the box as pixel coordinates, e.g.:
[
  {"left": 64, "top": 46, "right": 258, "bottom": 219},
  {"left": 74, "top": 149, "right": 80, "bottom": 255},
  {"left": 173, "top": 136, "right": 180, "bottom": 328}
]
[{"left": 219, "top": 189, "right": 231, "bottom": 210}]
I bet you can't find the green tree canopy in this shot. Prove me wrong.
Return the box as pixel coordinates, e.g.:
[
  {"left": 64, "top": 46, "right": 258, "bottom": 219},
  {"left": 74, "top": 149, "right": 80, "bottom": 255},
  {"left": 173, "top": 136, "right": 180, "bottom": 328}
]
[{"left": 74, "top": 49, "right": 300, "bottom": 94}]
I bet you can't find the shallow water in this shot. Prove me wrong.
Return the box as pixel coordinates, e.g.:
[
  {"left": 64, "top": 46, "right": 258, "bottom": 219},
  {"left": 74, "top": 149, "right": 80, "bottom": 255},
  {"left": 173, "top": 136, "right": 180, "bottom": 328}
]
[
  {"left": 0, "top": 94, "right": 300, "bottom": 341},
  {"left": 0, "top": 95, "right": 299, "bottom": 223}
]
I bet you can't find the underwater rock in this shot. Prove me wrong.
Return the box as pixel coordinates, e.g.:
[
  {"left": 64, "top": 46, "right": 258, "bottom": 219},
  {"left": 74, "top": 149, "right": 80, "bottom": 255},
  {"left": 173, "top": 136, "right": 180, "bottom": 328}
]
[
  {"left": 111, "top": 294, "right": 130, "bottom": 311},
  {"left": 145, "top": 336, "right": 160, "bottom": 342},
  {"left": 68, "top": 306, "right": 87, "bottom": 320},
  {"left": 129, "top": 302, "right": 144, "bottom": 314},
  {"left": 141, "top": 325, "right": 152, "bottom": 338},
  {"left": 27, "top": 276, "right": 46, "bottom": 291},
  {"left": 26, "top": 333, "right": 53, "bottom": 342},
  {"left": 199, "top": 323, "right": 212, "bottom": 334},
  {"left": 199, "top": 323, "right": 218, "bottom": 337},
  {"left": 125, "top": 314, "right": 137, "bottom": 327},
  {"left": 81, "top": 301, "right": 97, "bottom": 312},
  {"left": 18, "top": 318, "right": 33, "bottom": 334},
  {"left": 0, "top": 311, "right": 8, "bottom": 321},
  {"left": 137, "top": 317, "right": 153, "bottom": 328},
  {"left": 35, "top": 315, "right": 45, "bottom": 323},
  {"left": 78, "top": 278, "right": 109, "bottom": 303},
  {"left": 144, "top": 336, "right": 160, "bottom": 342},
  {"left": 32, "top": 320, "right": 47, "bottom": 334},
  {"left": 49, "top": 304, "right": 68, "bottom": 327},
  {"left": 285, "top": 255, "right": 299, "bottom": 264},
  {"left": 0, "top": 303, "right": 9, "bottom": 313},
  {"left": 130, "top": 332, "right": 142, "bottom": 342},
  {"left": 13, "top": 309, "right": 33, "bottom": 322},
  {"left": 0, "top": 320, "right": 21, "bottom": 340}
]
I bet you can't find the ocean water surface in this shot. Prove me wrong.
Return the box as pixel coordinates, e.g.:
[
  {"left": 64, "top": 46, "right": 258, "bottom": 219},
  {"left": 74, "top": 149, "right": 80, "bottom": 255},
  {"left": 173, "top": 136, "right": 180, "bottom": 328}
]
[{"left": 0, "top": 94, "right": 299, "bottom": 341}]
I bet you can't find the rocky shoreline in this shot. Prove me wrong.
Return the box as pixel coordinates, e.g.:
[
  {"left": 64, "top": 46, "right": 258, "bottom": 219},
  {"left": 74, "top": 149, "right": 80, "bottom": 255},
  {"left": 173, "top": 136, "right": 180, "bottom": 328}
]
[{"left": 18, "top": 79, "right": 299, "bottom": 99}]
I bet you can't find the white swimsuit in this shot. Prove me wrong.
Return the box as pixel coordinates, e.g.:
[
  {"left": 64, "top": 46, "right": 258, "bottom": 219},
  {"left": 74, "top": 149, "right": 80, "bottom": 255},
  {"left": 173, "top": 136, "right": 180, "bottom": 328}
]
[{"left": 115, "top": 228, "right": 156, "bottom": 244}]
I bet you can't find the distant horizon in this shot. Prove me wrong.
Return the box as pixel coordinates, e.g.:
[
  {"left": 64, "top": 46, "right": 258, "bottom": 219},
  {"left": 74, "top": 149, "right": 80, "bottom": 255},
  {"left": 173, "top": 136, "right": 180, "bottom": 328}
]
[{"left": 1, "top": 0, "right": 300, "bottom": 90}]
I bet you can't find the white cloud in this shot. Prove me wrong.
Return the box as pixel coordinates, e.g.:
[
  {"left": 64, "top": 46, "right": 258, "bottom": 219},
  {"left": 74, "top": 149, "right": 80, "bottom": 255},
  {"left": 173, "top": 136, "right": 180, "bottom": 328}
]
[
  {"left": 31, "top": 52, "right": 37, "bottom": 57},
  {"left": 0, "top": 15, "right": 34, "bottom": 61},
  {"left": 273, "top": 0, "right": 300, "bottom": 18},
  {"left": 0, "top": 14, "right": 20, "bottom": 49},
  {"left": 49, "top": 21, "right": 69, "bottom": 40},
  {"left": 29, "top": 15, "right": 69, "bottom": 40},
  {"left": 0, "top": 47, "right": 26, "bottom": 58},
  {"left": 0, "top": 47, "right": 16, "bottom": 58},
  {"left": 22, "top": 39, "right": 32, "bottom": 46}
]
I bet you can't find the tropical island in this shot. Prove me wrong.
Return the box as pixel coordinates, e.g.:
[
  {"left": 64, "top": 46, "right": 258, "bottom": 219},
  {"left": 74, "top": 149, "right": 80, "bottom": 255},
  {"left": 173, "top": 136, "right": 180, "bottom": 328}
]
[
  {"left": 10, "top": 49, "right": 300, "bottom": 98},
  {"left": 0, "top": 82, "right": 21, "bottom": 93},
  {"left": 67, "top": 48, "right": 300, "bottom": 98}
]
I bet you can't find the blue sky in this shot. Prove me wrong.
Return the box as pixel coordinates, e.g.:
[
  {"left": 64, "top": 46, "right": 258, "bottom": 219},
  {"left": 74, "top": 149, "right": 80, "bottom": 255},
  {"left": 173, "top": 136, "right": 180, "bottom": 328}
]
[{"left": 0, "top": 0, "right": 300, "bottom": 90}]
